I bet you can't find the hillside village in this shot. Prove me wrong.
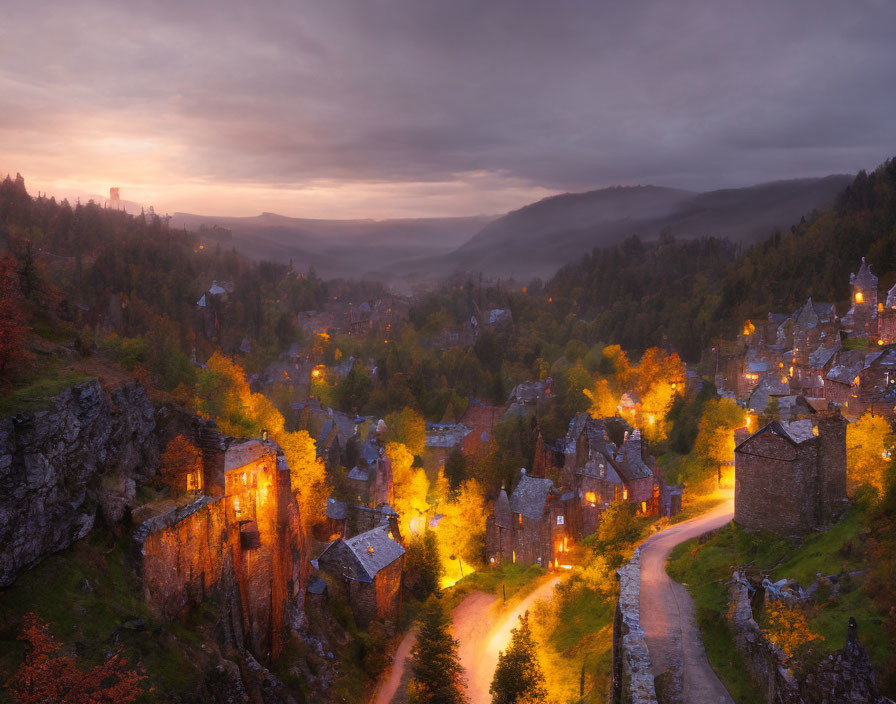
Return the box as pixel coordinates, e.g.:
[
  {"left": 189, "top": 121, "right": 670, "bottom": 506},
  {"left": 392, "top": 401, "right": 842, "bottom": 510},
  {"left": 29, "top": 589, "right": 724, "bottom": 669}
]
[{"left": 1, "top": 161, "right": 896, "bottom": 704}]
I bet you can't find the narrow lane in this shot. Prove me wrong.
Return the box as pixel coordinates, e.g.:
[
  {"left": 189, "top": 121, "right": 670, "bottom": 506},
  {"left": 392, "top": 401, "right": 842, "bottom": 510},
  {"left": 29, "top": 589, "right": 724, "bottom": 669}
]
[
  {"left": 639, "top": 500, "right": 735, "bottom": 704},
  {"left": 374, "top": 576, "right": 563, "bottom": 704}
]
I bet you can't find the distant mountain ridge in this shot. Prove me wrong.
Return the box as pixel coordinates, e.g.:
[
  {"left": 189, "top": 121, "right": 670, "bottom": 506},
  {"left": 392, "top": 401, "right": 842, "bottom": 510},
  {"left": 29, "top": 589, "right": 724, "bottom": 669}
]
[
  {"left": 168, "top": 211, "right": 496, "bottom": 279},
  {"left": 413, "top": 175, "right": 853, "bottom": 280}
]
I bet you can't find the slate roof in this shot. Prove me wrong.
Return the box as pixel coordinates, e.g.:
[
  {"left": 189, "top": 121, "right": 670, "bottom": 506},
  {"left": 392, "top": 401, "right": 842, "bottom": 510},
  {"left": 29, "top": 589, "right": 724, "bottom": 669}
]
[
  {"left": 615, "top": 430, "right": 654, "bottom": 481},
  {"left": 887, "top": 283, "right": 896, "bottom": 309},
  {"left": 748, "top": 375, "right": 792, "bottom": 413},
  {"left": 342, "top": 527, "right": 405, "bottom": 581},
  {"left": 746, "top": 361, "right": 771, "bottom": 374},
  {"left": 736, "top": 420, "right": 816, "bottom": 451},
  {"left": 347, "top": 467, "right": 369, "bottom": 482},
  {"left": 826, "top": 364, "right": 861, "bottom": 385},
  {"left": 493, "top": 487, "right": 512, "bottom": 528},
  {"left": 809, "top": 344, "right": 839, "bottom": 370},
  {"left": 326, "top": 498, "right": 348, "bottom": 520},
  {"left": 224, "top": 440, "right": 271, "bottom": 472},
  {"left": 850, "top": 257, "right": 878, "bottom": 287},
  {"left": 425, "top": 423, "right": 471, "bottom": 448},
  {"left": 509, "top": 473, "right": 554, "bottom": 520}
]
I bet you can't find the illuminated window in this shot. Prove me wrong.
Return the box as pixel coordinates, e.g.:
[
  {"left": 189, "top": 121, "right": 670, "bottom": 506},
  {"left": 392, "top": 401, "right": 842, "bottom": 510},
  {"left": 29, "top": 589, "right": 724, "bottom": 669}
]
[
  {"left": 563, "top": 536, "right": 568, "bottom": 552},
  {"left": 585, "top": 491, "right": 597, "bottom": 504},
  {"left": 856, "top": 291, "right": 864, "bottom": 303},
  {"left": 518, "top": 513, "right": 523, "bottom": 525},
  {"left": 622, "top": 487, "right": 628, "bottom": 500},
  {"left": 186, "top": 470, "right": 202, "bottom": 492},
  {"left": 233, "top": 497, "right": 241, "bottom": 516},
  {"left": 556, "top": 515, "right": 564, "bottom": 525},
  {"left": 879, "top": 303, "right": 885, "bottom": 312},
  {"left": 512, "top": 550, "right": 516, "bottom": 563},
  {"left": 641, "top": 501, "right": 647, "bottom": 513},
  {"left": 241, "top": 472, "right": 248, "bottom": 485}
]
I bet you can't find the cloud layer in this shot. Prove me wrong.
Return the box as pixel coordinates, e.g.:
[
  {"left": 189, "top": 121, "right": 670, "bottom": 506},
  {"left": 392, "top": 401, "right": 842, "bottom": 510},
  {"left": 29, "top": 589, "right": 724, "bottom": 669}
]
[{"left": 2, "top": 0, "right": 895, "bottom": 217}]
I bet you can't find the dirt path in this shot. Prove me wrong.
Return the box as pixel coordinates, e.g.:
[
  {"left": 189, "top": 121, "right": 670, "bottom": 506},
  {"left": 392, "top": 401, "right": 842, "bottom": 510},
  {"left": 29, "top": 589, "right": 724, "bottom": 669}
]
[
  {"left": 374, "top": 628, "right": 416, "bottom": 704},
  {"left": 374, "top": 576, "right": 563, "bottom": 704},
  {"left": 454, "top": 577, "right": 562, "bottom": 704},
  {"left": 639, "top": 499, "right": 735, "bottom": 704}
]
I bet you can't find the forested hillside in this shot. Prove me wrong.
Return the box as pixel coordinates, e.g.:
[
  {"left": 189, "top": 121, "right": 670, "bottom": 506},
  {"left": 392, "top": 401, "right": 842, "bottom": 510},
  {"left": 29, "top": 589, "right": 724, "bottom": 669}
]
[{"left": 544, "top": 158, "right": 896, "bottom": 360}]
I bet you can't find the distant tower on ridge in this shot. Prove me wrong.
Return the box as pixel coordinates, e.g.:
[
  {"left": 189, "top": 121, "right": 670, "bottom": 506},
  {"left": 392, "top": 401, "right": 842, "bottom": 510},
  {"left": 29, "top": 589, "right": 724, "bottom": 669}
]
[{"left": 109, "top": 187, "right": 121, "bottom": 210}]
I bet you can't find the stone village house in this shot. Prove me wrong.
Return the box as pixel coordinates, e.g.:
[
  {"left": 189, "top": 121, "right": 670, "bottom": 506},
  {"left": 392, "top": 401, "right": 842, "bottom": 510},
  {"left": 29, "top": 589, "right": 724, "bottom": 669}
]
[
  {"left": 313, "top": 525, "right": 405, "bottom": 627},
  {"left": 734, "top": 410, "right": 848, "bottom": 535}
]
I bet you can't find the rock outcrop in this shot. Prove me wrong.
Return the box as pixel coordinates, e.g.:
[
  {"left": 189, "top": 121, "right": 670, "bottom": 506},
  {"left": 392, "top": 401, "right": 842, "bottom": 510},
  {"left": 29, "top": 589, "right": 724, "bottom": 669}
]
[
  {"left": 0, "top": 379, "right": 159, "bottom": 587},
  {"left": 727, "top": 570, "right": 892, "bottom": 704}
]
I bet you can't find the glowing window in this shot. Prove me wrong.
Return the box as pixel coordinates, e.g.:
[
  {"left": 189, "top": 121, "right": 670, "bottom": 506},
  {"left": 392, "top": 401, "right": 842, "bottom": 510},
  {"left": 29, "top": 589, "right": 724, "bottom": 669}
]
[
  {"left": 233, "top": 497, "right": 241, "bottom": 516},
  {"left": 641, "top": 501, "right": 647, "bottom": 513},
  {"left": 512, "top": 550, "right": 516, "bottom": 564},
  {"left": 856, "top": 291, "right": 864, "bottom": 303},
  {"left": 241, "top": 472, "right": 247, "bottom": 485},
  {"left": 556, "top": 515, "right": 564, "bottom": 525},
  {"left": 585, "top": 491, "right": 597, "bottom": 504},
  {"left": 518, "top": 513, "right": 522, "bottom": 525},
  {"left": 622, "top": 488, "right": 628, "bottom": 500},
  {"left": 186, "top": 470, "right": 202, "bottom": 492}
]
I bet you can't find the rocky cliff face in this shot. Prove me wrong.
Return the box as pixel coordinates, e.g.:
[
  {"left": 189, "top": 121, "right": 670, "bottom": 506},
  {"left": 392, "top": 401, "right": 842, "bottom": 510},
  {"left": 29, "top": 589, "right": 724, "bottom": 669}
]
[{"left": 0, "top": 379, "right": 159, "bottom": 587}]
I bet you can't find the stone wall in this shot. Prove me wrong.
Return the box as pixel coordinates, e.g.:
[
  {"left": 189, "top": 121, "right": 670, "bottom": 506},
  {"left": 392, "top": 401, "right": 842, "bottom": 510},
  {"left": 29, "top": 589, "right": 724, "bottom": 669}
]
[
  {"left": 611, "top": 549, "right": 658, "bottom": 704},
  {"left": 727, "top": 570, "right": 892, "bottom": 704},
  {"left": 0, "top": 379, "right": 159, "bottom": 587}
]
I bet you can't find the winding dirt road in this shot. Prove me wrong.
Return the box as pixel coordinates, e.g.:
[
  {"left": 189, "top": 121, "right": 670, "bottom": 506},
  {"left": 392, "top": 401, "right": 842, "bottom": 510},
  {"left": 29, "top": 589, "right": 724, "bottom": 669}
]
[
  {"left": 639, "top": 499, "right": 735, "bottom": 704},
  {"left": 374, "top": 576, "right": 562, "bottom": 704}
]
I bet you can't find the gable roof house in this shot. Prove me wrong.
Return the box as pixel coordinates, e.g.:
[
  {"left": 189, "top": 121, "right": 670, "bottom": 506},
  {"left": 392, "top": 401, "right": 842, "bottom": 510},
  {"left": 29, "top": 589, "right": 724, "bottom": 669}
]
[
  {"left": 734, "top": 411, "right": 848, "bottom": 535},
  {"left": 314, "top": 526, "right": 405, "bottom": 626}
]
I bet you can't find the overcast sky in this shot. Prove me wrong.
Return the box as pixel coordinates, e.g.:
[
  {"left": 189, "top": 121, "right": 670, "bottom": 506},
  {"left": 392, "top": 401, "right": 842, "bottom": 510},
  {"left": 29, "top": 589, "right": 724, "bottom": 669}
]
[{"left": 2, "top": 0, "right": 894, "bottom": 218}]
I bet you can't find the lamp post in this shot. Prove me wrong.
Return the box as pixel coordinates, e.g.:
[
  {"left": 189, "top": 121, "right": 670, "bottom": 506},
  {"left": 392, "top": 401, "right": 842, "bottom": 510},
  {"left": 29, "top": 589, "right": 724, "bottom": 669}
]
[{"left": 450, "top": 553, "right": 464, "bottom": 578}]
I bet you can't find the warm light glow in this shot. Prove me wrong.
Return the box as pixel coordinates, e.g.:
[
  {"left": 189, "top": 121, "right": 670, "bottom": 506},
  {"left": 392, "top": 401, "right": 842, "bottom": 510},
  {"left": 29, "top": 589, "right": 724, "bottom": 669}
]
[
  {"left": 622, "top": 487, "right": 628, "bottom": 500},
  {"left": 641, "top": 501, "right": 647, "bottom": 513},
  {"left": 879, "top": 340, "right": 884, "bottom": 346},
  {"left": 585, "top": 491, "right": 596, "bottom": 504},
  {"left": 879, "top": 303, "right": 884, "bottom": 312},
  {"left": 781, "top": 376, "right": 788, "bottom": 384},
  {"left": 647, "top": 414, "right": 655, "bottom": 425},
  {"left": 233, "top": 497, "right": 241, "bottom": 516},
  {"left": 856, "top": 291, "right": 864, "bottom": 303},
  {"left": 241, "top": 471, "right": 247, "bottom": 485},
  {"left": 518, "top": 513, "right": 523, "bottom": 525}
]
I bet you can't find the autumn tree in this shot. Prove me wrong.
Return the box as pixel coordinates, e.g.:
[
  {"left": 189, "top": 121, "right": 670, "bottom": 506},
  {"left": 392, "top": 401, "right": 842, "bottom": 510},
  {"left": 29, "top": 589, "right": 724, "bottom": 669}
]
[
  {"left": 195, "top": 352, "right": 284, "bottom": 438},
  {"left": 583, "top": 377, "right": 619, "bottom": 419},
  {"left": 385, "top": 407, "right": 426, "bottom": 457},
  {"left": 0, "top": 254, "right": 26, "bottom": 375},
  {"left": 387, "top": 441, "right": 430, "bottom": 535},
  {"left": 596, "top": 499, "right": 639, "bottom": 547},
  {"left": 7, "top": 613, "right": 144, "bottom": 703},
  {"left": 407, "top": 596, "right": 468, "bottom": 704},
  {"left": 277, "top": 429, "right": 328, "bottom": 527},
  {"left": 489, "top": 612, "right": 547, "bottom": 704},
  {"left": 762, "top": 603, "right": 823, "bottom": 660},
  {"left": 693, "top": 398, "right": 746, "bottom": 483},
  {"left": 159, "top": 434, "right": 201, "bottom": 493},
  {"left": 438, "top": 479, "right": 487, "bottom": 570},
  {"left": 847, "top": 411, "right": 895, "bottom": 496},
  {"left": 633, "top": 347, "right": 685, "bottom": 443}
]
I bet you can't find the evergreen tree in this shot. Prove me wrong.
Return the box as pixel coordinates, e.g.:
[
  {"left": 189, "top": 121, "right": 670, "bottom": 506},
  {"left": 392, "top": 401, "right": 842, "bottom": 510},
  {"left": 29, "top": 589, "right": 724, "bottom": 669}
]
[
  {"left": 405, "top": 529, "right": 443, "bottom": 600},
  {"left": 407, "top": 596, "right": 468, "bottom": 704},
  {"left": 444, "top": 444, "right": 468, "bottom": 491},
  {"left": 489, "top": 612, "right": 547, "bottom": 704}
]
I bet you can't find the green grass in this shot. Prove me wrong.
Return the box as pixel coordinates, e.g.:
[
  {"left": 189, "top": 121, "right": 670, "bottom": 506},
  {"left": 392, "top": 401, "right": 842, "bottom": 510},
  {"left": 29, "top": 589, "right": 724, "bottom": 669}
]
[
  {"left": 665, "top": 505, "right": 887, "bottom": 702},
  {"left": 0, "top": 527, "right": 214, "bottom": 703},
  {"left": 443, "top": 563, "right": 546, "bottom": 610},
  {"left": 0, "top": 361, "right": 90, "bottom": 416}
]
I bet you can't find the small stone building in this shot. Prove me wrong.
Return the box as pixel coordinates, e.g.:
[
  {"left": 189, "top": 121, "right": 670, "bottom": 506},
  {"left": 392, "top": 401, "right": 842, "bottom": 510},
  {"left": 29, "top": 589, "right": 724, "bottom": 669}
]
[
  {"left": 734, "top": 410, "right": 848, "bottom": 535},
  {"left": 314, "top": 526, "right": 405, "bottom": 627},
  {"left": 485, "top": 471, "right": 573, "bottom": 568}
]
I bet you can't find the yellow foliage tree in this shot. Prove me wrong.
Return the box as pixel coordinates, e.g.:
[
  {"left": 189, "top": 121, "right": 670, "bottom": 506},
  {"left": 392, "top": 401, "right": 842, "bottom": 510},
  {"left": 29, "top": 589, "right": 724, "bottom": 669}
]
[
  {"left": 633, "top": 348, "right": 685, "bottom": 443},
  {"left": 763, "top": 603, "right": 823, "bottom": 658},
  {"left": 693, "top": 398, "right": 746, "bottom": 481},
  {"left": 385, "top": 407, "right": 426, "bottom": 457},
  {"left": 437, "top": 478, "right": 487, "bottom": 567},
  {"left": 584, "top": 378, "right": 619, "bottom": 419},
  {"left": 196, "top": 352, "right": 284, "bottom": 438},
  {"left": 846, "top": 411, "right": 895, "bottom": 495},
  {"left": 277, "top": 430, "right": 328, "bottom": 528},
  {"left": 387, "top": 441, "right": 430, "bottom": 536}
]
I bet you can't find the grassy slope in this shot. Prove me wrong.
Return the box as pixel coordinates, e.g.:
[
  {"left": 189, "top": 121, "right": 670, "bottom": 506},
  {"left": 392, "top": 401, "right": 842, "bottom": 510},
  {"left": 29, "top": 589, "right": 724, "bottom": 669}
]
[
  {"left": 666, "top": 505, "right": 887, "bottom": 704},
  {"left": 0, "top": 528, "right": 218, "bottom": 704}
]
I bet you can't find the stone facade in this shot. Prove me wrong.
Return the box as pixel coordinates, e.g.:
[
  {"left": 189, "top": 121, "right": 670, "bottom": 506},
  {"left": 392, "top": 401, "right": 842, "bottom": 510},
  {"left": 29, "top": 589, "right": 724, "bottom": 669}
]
[
  {"left": 734, "top": 411, "right": 848, "bottom": 535},
  {"left": 136, "top": 440, "right": 307, "bottom": 664}
]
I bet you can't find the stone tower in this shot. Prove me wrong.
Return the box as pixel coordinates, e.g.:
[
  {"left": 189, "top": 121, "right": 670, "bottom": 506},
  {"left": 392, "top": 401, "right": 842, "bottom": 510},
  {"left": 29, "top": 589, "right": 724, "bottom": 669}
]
[{"left": 849, "top": 257, "right": 879, "bottom": 338}]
